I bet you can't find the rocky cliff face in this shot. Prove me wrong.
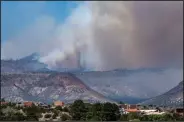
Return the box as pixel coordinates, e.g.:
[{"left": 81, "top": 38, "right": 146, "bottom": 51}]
[{"left": 1, "top": 72, "right": 113, "bottom": 104}]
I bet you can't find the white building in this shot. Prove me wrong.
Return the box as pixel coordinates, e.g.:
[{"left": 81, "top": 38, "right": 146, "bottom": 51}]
[{"left": 140, "top": 109, "right": 165, "bottom": 115}]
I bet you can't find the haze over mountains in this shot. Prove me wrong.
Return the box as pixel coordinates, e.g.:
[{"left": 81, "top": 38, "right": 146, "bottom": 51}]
[
  {"left": 1, "top": 53, "right": 183, "bottom": 106},
  {"left": 140, "top": 81, "right": 183, "bottom": 107}
]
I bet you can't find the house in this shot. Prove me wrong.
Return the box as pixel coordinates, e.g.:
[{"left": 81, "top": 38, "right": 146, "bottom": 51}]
[
  {"left": 175, "top": 108, "right": 184, "bottom": 116},
  {"left": 139, "top": 108, "right": 165, "bottom": 115},
  {"left": 23, "top": 101, "right": 34, "bottom": 107},
  {"left": 119, "top": 104, "right": 139, "bottom": 114},
  {"left": 53, "top": 101, "right": 64, "bottom": 107},
  {"left": 119, "top": 107, "right": 129, "bottom": 115},
  {"left": 127, "top": 105, "right": 140, "bottom": 113},
  {"left": 1, "top": 102, "right": 8, "bottom": 105}
]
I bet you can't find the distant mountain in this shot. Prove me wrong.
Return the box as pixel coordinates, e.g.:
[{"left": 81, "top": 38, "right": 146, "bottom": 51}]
[
  {"left": 1, "top": 53, "right": 182, "bottom": 105},
  {"left": 1, "top": 53, "right": 88, "bottom": 73},
  {"left": 74, "top": 69, "right": 182, "bottom": 104},
  {"left": 1, "top": 72, "right": 113, "bottom": 104},
  {"left": 20, "top": 52, "right": 40, "bottom": 61},
  {"left": 1, "top": 53, "right": 49, "bottom": 73},
  {"left": 139, "top": 81, "right": 183, "bottom": 107}
]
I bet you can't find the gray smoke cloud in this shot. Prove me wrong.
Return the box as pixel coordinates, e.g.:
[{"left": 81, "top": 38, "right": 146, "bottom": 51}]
[
  {"left": 1, "top": 1, "right": 183, "bottom": 71},
  {"left": 88, "top": 1, "right": 183, "bottom": 70}
]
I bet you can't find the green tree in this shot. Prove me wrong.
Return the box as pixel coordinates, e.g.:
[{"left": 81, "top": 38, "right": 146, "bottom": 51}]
[
  {"left": 70, "top": 100, "right": 87, "bottom": 120},
  {"left": 173, "top": 113, "right": 183, "bottom": 121},
  {"left": 143, "top": 105, "right": 148, "bottom": 109},
  {"left": 86, "top": 112, "right": 93, "bottom": 121},
  {"left": 44, "top": 114, "right": 52, "bottom": 119},
  {"left": 91, "top": 103, "right": 103, "bottom": 120},
  {"left": 148, "top": 104, "right": 153, "bottom": 108},
  {"left": 55, "top": 106, "right": 62, "bottom": 111},
  {"left": 101, "top": 102, "right": 120, "bottom": 121},
  {"left": 52, "top": 113, "right": 57, "bottom": 119},
  {"left": 23, "top": 105, "right": 42, "bottom": 121},
  {"left": 128, "top": 112, "right": 139, "bottom": 120},
  {"left": 119, "top": 101, "right": 125, "bottom": 104},
  {"left": 0, "top": 98, "right": 5, "bottom": 102},
  {"left": 63, "top": 106, "right": 69, "bottom": 112},
  {"left": 61, "top": 114, "right": 71, "bottom": 121},
  {"left": 52, "top": 110, "right": 58, "bottom": 119},
  {"left": 162, "top": 113, "right": 174, "bottom": 121},
  {"left": 25, "top": 112, "right": 38, "bottom": 121},
  {"left": 120, "top": 114, "right": 128, "bottom": 121},
  {"left": 12, "top": 112, "right": 26, "bottom": 121},
  {"left": 139, "top": 115, "right": 149, "bottom": 121}
]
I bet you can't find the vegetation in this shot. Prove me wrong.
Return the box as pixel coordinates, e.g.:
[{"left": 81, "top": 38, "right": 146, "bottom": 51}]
[
  {"left": 55, "top": 106, "right": 62, "bottom": 111},
  {"left": 52, "top": 110, "right": 59, "bottom": 119},
  {"left": 119, "top": 101, "right": 125, "bottom": 104},
  {"left": 0, "top": 98, "right": 5, "bottom": 102},
  {"left": 44, "top": 114, "right": 52, "bottom": 118},
  {"left": 61, "top": 114, "right": 71, "bottom": 121},
  {"left": 70, "top": 100, "right": 120, "bottom": 121},
  {"left": 0, "top": 100, "right": 183, "bottom": 121},
  {"left": 63, "top": 106, "right": 69, "bottom": 112},
  {"left": 70, "top": 100, "right": 87, "bottom": 120}
]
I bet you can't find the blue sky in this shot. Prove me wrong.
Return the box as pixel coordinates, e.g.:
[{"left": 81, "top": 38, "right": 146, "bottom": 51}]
[{"left": 1, "top": 1, "right": 82, "bottom": 42}]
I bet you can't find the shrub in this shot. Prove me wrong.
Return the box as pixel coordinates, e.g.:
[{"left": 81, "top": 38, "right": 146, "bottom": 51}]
[
  {"left": 61, "top": 114, "right": 71, "bottom": 121},
  {"left": 63, "top": 107, "right": 69, "bottom": 112},
  {"left": 44, "top": 114, "right": 52, "bottom": 119},
  {"left": 55, "top": 106, "right": 62, "bottom": 111},
  {"left": 52, "top": 113, "right": 58, "bottom": 119}
]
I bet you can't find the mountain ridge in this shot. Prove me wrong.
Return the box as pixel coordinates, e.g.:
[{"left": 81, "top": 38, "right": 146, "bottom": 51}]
[
  {"left": 139, "top": 81, "right": 183, "bottom": 107},
  {"left": 1, "top": 72, "right": 114, "bottom": 104}
]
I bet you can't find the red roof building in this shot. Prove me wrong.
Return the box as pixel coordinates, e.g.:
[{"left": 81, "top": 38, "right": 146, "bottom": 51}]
[
  {"left": 54, "top": 101, "right": 64, "bottom": 107},
  {"left": 24, "top": 101, "right": 33, "bottom": 107},
  {"left": 1, "top": 102, "right": 8, "bottom": 105},
  {"left": 120, "top": 104, "right": 139, "bottom": 113}
]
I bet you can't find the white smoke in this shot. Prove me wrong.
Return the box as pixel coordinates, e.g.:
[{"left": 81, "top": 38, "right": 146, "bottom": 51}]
[{"left": 1, "top": 1, "right": 183, "bottom": 71}]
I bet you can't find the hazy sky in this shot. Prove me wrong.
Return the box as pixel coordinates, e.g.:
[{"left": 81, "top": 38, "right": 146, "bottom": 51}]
[{"left": 1, "top": 1, "right": 183, "bottom": 71}]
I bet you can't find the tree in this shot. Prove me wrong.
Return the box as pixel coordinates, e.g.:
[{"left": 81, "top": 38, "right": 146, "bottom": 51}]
[
  {"left": 86, "top": 112, "right": 93, "bottom": 121},
  {"left": 12, "top": 112, "right": 26, "bottom": 121},
  {"left": 0, "top": 111, "right": 6, "bottom": 120},
  {"left": 101, "top": 102, "right": 120, "bottom": 121},
  {"left": 120, "top": 114, "right": 128, "bottom": 121},
  {"left": 139, "top": 115, "right": 149, "bottom": 121},
  {"left": 25, "top": 112, "right": 38, "bottom": 121},
  {"left": 63, "top": 107, "right": 69, "bottom": 112},
  {"left": 119, "top": 101, "right": 125, "bottom": 104},
  {"left": 1, "top": 98, "right": 5, "bottom": 102},
  {"left": 128, "top": 112, "right": 139, "bottom": 120},
  {"left": 23, "top": 105, "right": 42, "bottom": 121},
  {"left": 143, "top": 105, "right": 148, "bottom": 109},
  {"left": 52, "top": 113, "right": 57, "bottom": 119},
  {"left": 88, "top": 103, "right": 103, "bottom": 121},
  {"left": 162, "top": 113, "right": 174, "bottom": 121},
  {"left": 52, "top": 110, "right": 58, "bottom": 119},
  {"left": 44, "top": 114, "right": 52, "bottom": 119},
  {"left": 70, "top": 100, "right": 87, "bottom": 120},
  {"left": 55, "top": 106, "right": 62, "bottom": 111},
  {"left": 61, "top": 114, "right": 71, "bottom": 121},
  {"left": 148, "top": 104, "right": 153, "bottom": 108}
]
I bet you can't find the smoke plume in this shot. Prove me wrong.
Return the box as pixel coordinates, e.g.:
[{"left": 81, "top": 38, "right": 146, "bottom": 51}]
[
  {"left": 88, "top": 1, "right": 183, "bottom": 70},
  {"left": 1, "top": 1, "right": 183, "bottom": 71}
]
